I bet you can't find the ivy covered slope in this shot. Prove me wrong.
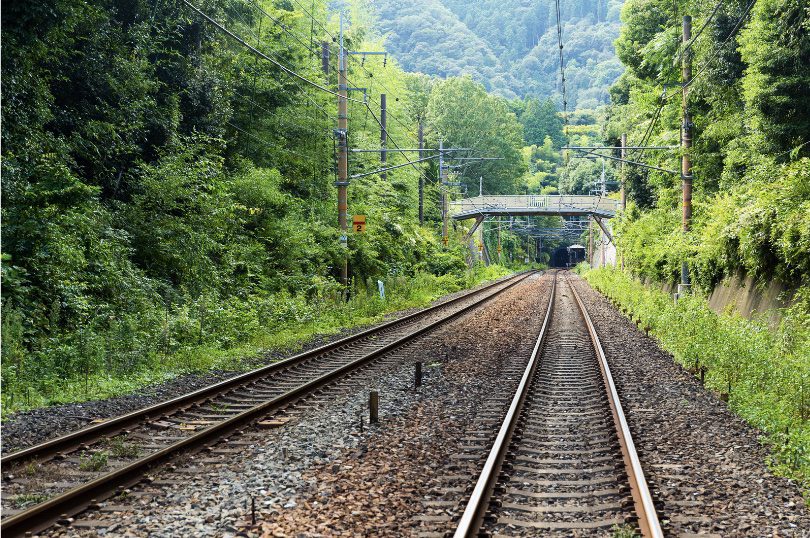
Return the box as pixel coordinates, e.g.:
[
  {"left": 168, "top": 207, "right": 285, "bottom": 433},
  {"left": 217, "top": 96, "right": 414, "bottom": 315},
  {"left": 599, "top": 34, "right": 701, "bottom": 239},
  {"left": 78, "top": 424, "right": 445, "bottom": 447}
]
[
  {"left": 0, "top": 0, "right": 530, "bottom": 412},
  {"left": 606, "top": 0, "right": 810, "bottom": 290}
]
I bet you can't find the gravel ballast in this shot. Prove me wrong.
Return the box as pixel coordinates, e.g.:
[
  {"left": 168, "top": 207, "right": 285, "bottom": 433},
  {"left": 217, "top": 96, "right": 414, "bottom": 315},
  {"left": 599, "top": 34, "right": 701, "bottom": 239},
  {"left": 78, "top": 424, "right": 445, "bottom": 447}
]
[
  {"left": 13, "top": 271, "right": 810, "bottom": 537},
  {"left": 570, "top": 274, "right": 810, "bottom": 536},
  {"left": 1, "top": 275, "right": 514, "bottom": 455},
  {"left": 42, "top": 273, "right": 549, "bottom": 537}
]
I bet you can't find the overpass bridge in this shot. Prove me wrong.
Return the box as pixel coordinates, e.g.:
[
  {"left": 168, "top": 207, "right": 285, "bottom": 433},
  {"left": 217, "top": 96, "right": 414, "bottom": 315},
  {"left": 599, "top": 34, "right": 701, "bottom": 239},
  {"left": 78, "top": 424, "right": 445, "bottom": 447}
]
[{"left": 449, "top": 195, "right": 620, "bottom": 242}]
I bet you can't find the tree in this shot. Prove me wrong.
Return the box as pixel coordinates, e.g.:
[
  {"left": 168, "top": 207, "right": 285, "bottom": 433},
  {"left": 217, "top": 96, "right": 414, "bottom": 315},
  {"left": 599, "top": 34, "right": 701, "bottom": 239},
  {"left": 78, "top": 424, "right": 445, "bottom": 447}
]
[
  {"left": 426, "top": 76, "right": 526, "bottom": 195},
  {"left": 521, "top": 98, "right": 565, "bottom": 147},
  {"left": 739, "top": 0, "right": 810, "bottom": 159}
]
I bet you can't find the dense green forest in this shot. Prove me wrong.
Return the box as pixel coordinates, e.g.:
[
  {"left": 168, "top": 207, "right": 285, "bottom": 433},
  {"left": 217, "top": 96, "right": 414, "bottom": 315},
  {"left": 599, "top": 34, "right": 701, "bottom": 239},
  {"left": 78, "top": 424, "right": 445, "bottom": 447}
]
[
  {"left": 595, "top": 0, "right": 810, "bottom": 492},
  {"left": 370, "top": 0, "right": 625, "bottom": 107},
  {"left": 606, "top": 0, "right": 809, "bottom": 290},
  {"left": 1, "top": 0, "right": 540, "bottom": 410}
]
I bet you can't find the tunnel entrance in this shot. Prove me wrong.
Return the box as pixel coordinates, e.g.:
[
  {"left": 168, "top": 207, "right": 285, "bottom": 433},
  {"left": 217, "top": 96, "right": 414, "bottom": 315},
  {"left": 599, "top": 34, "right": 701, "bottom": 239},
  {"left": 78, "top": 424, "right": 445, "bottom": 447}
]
[{"left": 550, "top": 244, "right": 586, "bottom": 268}]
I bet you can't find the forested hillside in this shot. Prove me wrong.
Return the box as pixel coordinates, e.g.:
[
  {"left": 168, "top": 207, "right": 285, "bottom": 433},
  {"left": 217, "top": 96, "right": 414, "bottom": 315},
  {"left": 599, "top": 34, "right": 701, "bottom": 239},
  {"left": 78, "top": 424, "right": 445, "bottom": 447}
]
[
  {"left": 606, "top": 0, "right": 810, "bottom": 291},
  {"left": 1, "top": 0, "right": 532, "bottom": 410},
  {"left": 370, "top": 0, "right": 625, "bottom": 107}
]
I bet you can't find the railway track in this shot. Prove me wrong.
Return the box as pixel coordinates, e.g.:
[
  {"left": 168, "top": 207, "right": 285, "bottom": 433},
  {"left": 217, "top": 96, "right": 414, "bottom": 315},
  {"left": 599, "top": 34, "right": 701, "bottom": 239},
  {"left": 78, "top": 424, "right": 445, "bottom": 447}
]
[
  {"left": 453, "top": 271, "right": 663, "bottom": 537},
  {"left": 1, "top": 271, "right": 535, "bottom": 537}
]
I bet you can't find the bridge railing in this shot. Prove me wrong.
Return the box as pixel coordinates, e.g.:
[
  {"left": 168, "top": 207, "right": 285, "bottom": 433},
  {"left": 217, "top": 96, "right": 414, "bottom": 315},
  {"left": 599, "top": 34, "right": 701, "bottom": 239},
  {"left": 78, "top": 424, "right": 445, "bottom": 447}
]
[{"left": 450, "top": 195, "right": 620, "bottom": 214}]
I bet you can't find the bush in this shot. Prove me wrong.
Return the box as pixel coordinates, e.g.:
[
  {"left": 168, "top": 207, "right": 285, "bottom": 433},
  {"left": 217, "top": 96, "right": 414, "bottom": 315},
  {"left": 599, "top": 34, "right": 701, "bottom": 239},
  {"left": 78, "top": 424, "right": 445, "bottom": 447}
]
[{"left": 585, "top": 267, "right": 810, "bottom": 495}]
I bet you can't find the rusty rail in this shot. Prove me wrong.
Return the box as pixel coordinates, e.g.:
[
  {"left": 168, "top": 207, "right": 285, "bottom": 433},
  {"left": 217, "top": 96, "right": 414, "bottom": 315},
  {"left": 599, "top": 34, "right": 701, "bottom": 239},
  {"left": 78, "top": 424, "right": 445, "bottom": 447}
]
[
  {"left": 3, "top": 272, "right": 532, "bottom": 468},
  {"left": 453, "top": 272, "right": 663, "bottom": 537},
  {"left": 2, "top": 271, "right": 535, "bottom": 537},
  {"left": 568, "top": 274, "right": 663, "bottom": 537},
  {"left": 453, "top": 271, "right": 557, "bottom": 536}
]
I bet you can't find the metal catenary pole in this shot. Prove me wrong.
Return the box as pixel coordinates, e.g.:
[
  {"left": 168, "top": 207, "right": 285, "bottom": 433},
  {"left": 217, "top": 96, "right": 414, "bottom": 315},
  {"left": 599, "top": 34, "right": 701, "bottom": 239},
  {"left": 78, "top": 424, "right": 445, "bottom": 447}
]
[
  {"left": 418, "top": 122, "right": 424, "bottom": 225},
  {"left": 337, "top": 14, "right": 349, "bottom": 288},
  {"left": 440, "top": 138, "right": 449, "bottom": 247},
  {"left": 380, "top": 94, "right": 387, "bottom": 181},
  {"left": 681, "top": 15, "right": 693, "bottom": 290}
]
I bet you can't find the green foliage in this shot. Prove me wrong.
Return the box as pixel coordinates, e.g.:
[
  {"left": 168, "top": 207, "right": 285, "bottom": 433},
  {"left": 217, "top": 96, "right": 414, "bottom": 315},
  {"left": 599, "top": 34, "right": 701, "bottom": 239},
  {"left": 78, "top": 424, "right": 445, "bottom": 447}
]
[
  {"left": 617, "top": 159, "right": 810, "bottom": 288},
  {"left": 426, "top": 76, "right": 527, "bottom": 194},
  {"left": 2, "top": 0, "right": 530, "bottom": 413},
  {"left": 738, "top": 0, "right": 810, "bottom": 159},
  {"left": 586, "top": 267, "right": 810, "bottom": 496},
  {"left": 607, "top": 0, "right": 810, "bottom": 288},
  {"left": 372, "top": 0, "right": 625, "bottom": 106},
  {"left": 79, "top": 450, "right": 109, "bottom": 472},
  {"left": 521, "top": 98, "right": 565, "bottom": 147}
]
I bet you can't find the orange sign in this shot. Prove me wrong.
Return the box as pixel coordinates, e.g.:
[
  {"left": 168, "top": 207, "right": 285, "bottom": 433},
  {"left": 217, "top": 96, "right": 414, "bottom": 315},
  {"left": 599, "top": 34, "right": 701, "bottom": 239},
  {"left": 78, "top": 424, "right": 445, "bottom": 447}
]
[{"left": 352, "top": 215, "right": 366, "bottom": 233}]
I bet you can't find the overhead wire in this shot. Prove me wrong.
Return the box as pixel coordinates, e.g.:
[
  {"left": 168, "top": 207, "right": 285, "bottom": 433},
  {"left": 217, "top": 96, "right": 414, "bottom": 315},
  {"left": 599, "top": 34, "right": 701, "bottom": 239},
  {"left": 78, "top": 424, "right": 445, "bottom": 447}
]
[
  {"left": 554, "top": 0, "right": 569, "bottom": 140},
  {"left": 222, "top": 2, "right": 336, "bottom": 118},
  {"left": 676, "top": 0, "right": 724, "bottom": 64},
  {"left": 182, "top": 0, "right": 364, "bottom": 104},
  {"left": 683, "top": 0, "right": 757, "bottom": 89}
]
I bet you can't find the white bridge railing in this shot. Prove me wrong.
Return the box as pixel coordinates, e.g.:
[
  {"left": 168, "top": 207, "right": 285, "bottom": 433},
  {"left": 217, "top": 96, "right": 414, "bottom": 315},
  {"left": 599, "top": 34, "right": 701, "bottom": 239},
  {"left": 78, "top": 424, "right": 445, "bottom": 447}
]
[{"left": 450, "top": 195, "right": 620, "bottom": 215}]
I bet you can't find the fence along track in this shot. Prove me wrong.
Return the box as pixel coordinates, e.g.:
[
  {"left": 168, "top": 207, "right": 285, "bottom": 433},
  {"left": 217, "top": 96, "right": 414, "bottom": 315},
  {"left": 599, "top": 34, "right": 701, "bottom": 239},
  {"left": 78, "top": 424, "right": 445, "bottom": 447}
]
[
  {"left": 454, "top": 272, "right": 662, "bottom": 537},
  {"left": 1, "top": 271, "right": 535, "bottom": 537}
]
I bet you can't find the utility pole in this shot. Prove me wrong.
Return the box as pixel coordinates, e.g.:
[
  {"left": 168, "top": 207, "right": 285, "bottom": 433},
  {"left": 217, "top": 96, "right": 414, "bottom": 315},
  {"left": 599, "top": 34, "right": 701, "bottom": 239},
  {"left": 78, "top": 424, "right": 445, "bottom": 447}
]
[
  {"left": 336, "top": 15, "right": 349, "bottom": 288},
  {"left": 588, "top": 216, "right": 594, "bottom": 267},
  {"left": 621, "top": 132, "right": 626, "bottom": 270},
  {"left": 620, "top": 133, "right": 627, "bottom": 210},
  {"left": 380, "top": 94, "right": 387, "bottom": 181},
  {"left": 680, "top": 15, "right": 693, "bottom": 291},
  {"left": 498, "top": 224, "right": 501, "bottom": 264},
  {"left": 479, "top": 176, "right": 483, "bottom": 197},
  {"left": 418, "top": 122, "right": 424, "bottom": 225},
  {"left": 440, "top": 138, "right": 449, "bottom": 247}
]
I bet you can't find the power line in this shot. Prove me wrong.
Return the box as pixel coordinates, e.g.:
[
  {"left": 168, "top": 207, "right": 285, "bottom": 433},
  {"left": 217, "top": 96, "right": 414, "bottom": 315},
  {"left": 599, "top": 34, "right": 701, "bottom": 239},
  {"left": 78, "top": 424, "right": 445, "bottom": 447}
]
[
  {"left": 183, "top": 0, "right": 364, "bottom": 104},
  {"left": 683, "top": 0, "right": 757, "bottom": 88},
  {"left": 244, "top": 0, "right": 321, "bottom": 58},
  {"left": 222, "top": 2, "right": 337, "bottom": 119},
  {"left": 290, "top": 0, "right": 337, "bottom": 42},
  {"left": 676, "top": 0, "right": 724, "bottom": 63},
  {"left": 554, "top": 0, "right": 569, "bottom": 139},
  {"left": 226, "top": 121, "right": 312, "bottom": 159},
  {"left": 362, "top": 101, "right": 435, "bottom": 186}
]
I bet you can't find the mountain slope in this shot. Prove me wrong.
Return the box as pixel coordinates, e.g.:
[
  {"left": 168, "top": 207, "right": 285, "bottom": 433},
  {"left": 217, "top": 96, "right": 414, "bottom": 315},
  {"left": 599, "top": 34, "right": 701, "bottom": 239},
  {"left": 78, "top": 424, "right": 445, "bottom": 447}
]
[{"left": 371, "top": 0, "right": 624, "bottom": 107}]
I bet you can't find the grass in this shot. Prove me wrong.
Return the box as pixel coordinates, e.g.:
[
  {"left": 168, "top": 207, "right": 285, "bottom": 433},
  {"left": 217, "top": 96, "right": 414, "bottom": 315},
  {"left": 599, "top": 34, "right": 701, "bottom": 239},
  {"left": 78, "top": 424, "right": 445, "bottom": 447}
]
[
  {"left": 584, "top": 267, "right": 810, "bottom": 500},
  {"left": 2, "top": 265, "right": 518, "bottom": 417},
  {"left": 611, "top": 524, "right": 639, "bottom": 538},
  {"left": 11, "top": 493, "right": 50, "bottom": 508},
  {"left": 108, "top": 436, "right": 140, "bottom": 458},
  {"left": 78, "top": 450, "right": 109, "bottom": 472}
]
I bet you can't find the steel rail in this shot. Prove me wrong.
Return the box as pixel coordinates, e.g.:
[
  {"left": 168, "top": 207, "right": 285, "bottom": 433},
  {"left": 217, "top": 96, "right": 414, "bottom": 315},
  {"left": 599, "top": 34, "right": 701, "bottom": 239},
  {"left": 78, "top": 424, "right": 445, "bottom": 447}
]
[
  {"left": 1, "top": 272, "right": 536, "bottom": 537},
  {"left": 453, "top": 271, "right": 557, "bottom": 537},
  {"left": 568, "top": 275, "right": 664, "bottom": 538},
  {"left": 2, "top": 272, "right": 531, "bottom": 469}
]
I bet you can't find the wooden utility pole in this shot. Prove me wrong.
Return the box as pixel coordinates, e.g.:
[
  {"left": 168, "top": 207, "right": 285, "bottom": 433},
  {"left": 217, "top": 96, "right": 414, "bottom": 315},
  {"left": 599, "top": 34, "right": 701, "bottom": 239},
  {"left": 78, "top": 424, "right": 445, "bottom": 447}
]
[
  {"left": 380, "top": 94, "right": 387, "bottom": 181},
  {"left": 620, "top": 132, "right": 626, "bottom": 270},
  {"left": 337, "top": 16, "right": 349, "bottom": 288},
  {"left": 620, "top": 133, "right": 627, "bottom": 211},
  {"left": 681, "top": 15, "right": 693, "bottom": 289},
  {"left": 418, "top": 122, "right": 424, "bottom": 225}
]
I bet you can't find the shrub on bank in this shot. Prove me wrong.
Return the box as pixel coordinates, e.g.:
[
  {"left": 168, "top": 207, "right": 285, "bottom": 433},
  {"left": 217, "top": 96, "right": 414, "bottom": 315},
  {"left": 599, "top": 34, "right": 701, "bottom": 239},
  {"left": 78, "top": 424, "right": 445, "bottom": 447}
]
[
  {"left": 585, "top": 267, "right": 810, "bottom": 496},
  {"left": 0, "top": 264, "right": 517, "bottom": 415}
]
